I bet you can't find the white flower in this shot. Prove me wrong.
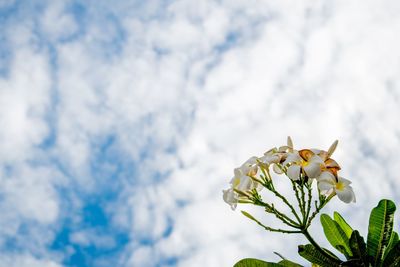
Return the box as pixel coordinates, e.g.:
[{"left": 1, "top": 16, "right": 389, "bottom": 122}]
[
  {"left": 223, "top": 188, "right": 238, "bottom": 210},
  {"left": 223, "top": 157, "right": 262, "bottom": 210},
  {"left": 234, "top": 156, "right": 259, "bottom": 181},
  {"left": 318, "top": 171, "right": 356, "bottom": 203},
  {"left": 283, "top": 149, "right": 324, "bottom": 180},
  {"left": 259, "top": 149, "right": 283, "bottom": 175},
  {"left": 260, "top": 140, "right": 292, "bottom": 174}
]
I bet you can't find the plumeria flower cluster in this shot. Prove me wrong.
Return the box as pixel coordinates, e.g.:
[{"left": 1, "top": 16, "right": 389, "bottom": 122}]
[{"left": 223, "top": 137, "right": 355, "bottom": 211}]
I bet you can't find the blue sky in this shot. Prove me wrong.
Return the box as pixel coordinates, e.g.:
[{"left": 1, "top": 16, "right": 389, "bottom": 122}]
[{"left": 1, "top": 0, "right": 400, "bottom": 266}]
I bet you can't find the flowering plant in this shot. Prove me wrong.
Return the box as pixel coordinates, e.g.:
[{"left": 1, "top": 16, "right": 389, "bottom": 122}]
[{"left": 223, "top": 137, "right": 399, "bottom": 267}]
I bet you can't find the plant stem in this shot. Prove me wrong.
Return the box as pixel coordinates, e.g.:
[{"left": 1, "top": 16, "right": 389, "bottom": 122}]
[
  {"left": 299, "top": 182, "right": 306, "bottom": 219},
  {"left": 301, "top": 229, "right": 341, "bottom": 265},
  {"left": 246, "top": 212, "right": 302, "bottom": 234},
  {"left": 252, "top": 198, "right": 299, "bottom": 227},
  {"left": 306, "top": 194, "right": 334, "bottom": 228},
  {"left": 271, "top": 187, "right": 302, "bottom": 224},
  {"left": 268, "top": 204, "right": 300, "bottom": 228},
  {"left": 304, "top": 183, "right": 312, "bottom": 224},
  {"left": 291, "top": 180, "right": 303, "bottom": 216}
]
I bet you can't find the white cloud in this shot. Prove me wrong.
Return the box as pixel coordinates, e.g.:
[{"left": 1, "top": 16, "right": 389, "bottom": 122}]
[
  {"left": 0, "top": 254, "right": 62, "bottom": 267},
  {"left": 70, "top": 229, "right": 116, "bottom": 249},
  {"left": 113, "top": 0, "right": 400, "bottom": 265},
  {"left": 0, "top": 47, "right": 51, "bottom": 163},
  {"left": 40, "top": 1, "right": 78, "bottom": 42},
  {"left": 2, "top": 0, "right": 400, "bottom": 266}
]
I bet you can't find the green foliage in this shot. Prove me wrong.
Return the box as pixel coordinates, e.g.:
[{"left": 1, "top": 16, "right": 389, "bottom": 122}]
[
  {"left": 367, "top": 199, "right": 396, "bottom": 266},
  {"left": 320, "top": 213, "right": 353, "bottom": 257},
  {"left": 277, "top": 260, "right": 303, "bottom": 267},
  {"left": 234, "top": 200, "right": 400, "bottom": 267},
  {"left": 333, "top": 211, "right": 353, "bottom": 238},
  {"left": 384, "top": 231, "right": 399, "bottom": 259},
  {"left": 298, "top": 244, "right": 340, "bottom": 266},
  {"left": 348, "top": 230, "right": 368, "bottom": 266},
  {"left": 381, "top": 241, "right": 400, "bottom": 267},
  {"left": 233, "top": 258, "right": 302, "bottom": 267}
]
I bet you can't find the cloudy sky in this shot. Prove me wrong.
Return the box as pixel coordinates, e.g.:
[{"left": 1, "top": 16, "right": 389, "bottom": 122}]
[{"left": 1, "top": 0, "right": 400, "bottom": 266}]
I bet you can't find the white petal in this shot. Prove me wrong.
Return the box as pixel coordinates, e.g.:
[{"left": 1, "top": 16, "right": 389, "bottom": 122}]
[
  {"left": 234, "top": 168, "right": 242, "bottom": 178},
  {"left": 244, "top": 156, "right": 258, "bottom": 165},
  {"left": 318, "top": 180, "right": 334, "bottom": 193},
  {"left": 264, "top": 148, "right": 277, "bottom": 156},
  {"left": 287, "top": 165, "right": 301, "bottom": 180},
  {"left": 231, "top": 177, "right": 240, "bottom": 188},
  {"left": 336, "top": 186, "right": 356, "bottom": 203},
  {"left": 236, "top": 176, "right": 253, "bottom": 191},
  {"left": 304, "top": 162, "right": 322, "bottom": 178},
  {"left": 239, "top": 165, "right": 251, "bottom": 176},
  {"left": 259, "top": 155, "right": 269, "bottom": 164},
  {"left": 287, "top": 136, "right": 293, "bottom": 149},
  {"left": 223, "top": 189, "right": 238, "bottom": 210},
  {"left": 278, "top": 145, "right": 289, "bottom": 152},
  {"left": 310, "top": 154, "right": 324, "bottom": 164},
  {"left": 273, "top": 164, "right": 283, "bottom": 174},
  {"left": 260, "top": 154, "right": 280, "bottom": 164},
  {"left": 337, "top": 176, "right": 352, "bottom": 186},
  {"left": 283, "top": 153, "right": 301, "bottom": 165},
  {"left": 328, "top": 140, "right": 339, "bottom": 157},
  {"left": 255, "top": 181, "right": 264, "bottom": 191},
  {"left": 318, "top": 171, "right": 336, "bottom": 183}
]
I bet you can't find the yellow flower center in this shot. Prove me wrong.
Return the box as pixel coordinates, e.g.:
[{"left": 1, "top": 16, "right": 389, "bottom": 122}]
[
  {"left": 233, "top": 178, "right": 240, "bottom": 188},
  {"left": 301, "top": 159, "right": 310, "bottom": 167},
  {"left": 336, "top": 181, "right": 345, "bottom": 191}
]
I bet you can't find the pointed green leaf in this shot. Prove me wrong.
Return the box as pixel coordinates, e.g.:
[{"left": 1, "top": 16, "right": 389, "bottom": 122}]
[
  {"left": 381, "top": 241, "right": 400, "bottom": 267},
  {"left": 320, "top": 214, "right": 353, "bottom": 258},
  {"left": 234, "top": 258, "right": 282, "bottom": 267},
  {"left": 367, "top": 199, "right": 396, "bottom": 266},
  {"left": 348, "top": 230, "right": 368, "bottom": 266},
  {"left": 333, "top": 212, "right": 353, "bottom": 239},
  {"left": 298, "top": 244, "right": 341, "bottom": 266},
  {"left": 241, "top": 211, "right": 257, "bottom": 221}
]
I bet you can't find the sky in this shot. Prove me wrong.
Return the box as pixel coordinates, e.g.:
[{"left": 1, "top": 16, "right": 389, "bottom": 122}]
[{"left": 1, "top": 0, "right": 400, "bottom": 266}]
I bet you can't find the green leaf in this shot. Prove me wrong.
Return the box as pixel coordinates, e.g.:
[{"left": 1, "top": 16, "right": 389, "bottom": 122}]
[
  {"left": 384, "top": 231, "right": 399, "bottom": 260},
  {"left": 234, "top": 258, "right": 303, "bottom": 267},
  {"left": 241, "top": 211, "right": 257, "bottom": 221},
  {"left": 348, "top": 230, "right": 368, "bottom": 266},
  {"left": 333, "top": 212, "right": 353, "bottom": 239},
  {"left": 234, "top": 258, "right": 282, "bottom": 267},
  {"left": 381, "top": 241, "right": 400, "bottom": 267},
  {"left": 277, "top": 259, "right": 303, "bottom": 267},
  {"left": 367, "top": 199, "right": 396, "bottom": 266},
  {"left": 298, "top": 244, "right": 341, "bottom": 266},
  {"left": 320, "top": 214, "right": 353, "bottom": 258}
]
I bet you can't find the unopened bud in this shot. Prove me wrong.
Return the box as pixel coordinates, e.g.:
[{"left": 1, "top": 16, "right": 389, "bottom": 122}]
[
  {"left": 287, "top": 136, "right": 293, "bottom": 151},
  {"left": 327, "top": 140, "right": 338, "bottom": 157}
]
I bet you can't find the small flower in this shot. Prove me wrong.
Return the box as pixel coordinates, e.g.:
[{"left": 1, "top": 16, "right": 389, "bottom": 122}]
[
  {"left": 318, "top": 171, "right": 356, "bottom": 203},
  {"left": 283, "top": 149, "right": 324, "bottom": 180},
  {"left": 259, "top": 148, "right": 286, "bottom": 172},
  {"left": 223, "top": 157, "right": 262, "bottom": 210},
  {"left": 260, "top": 137, "right": 294, "bottom": 174},
  {"left": 233, "top": 156, "right": 259, "bottom": 182},
  {"left": 222, "top": 188, "right": 238, "bottom": 210}
]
